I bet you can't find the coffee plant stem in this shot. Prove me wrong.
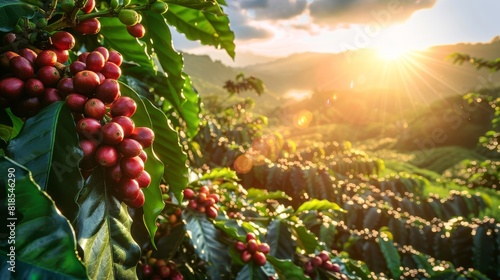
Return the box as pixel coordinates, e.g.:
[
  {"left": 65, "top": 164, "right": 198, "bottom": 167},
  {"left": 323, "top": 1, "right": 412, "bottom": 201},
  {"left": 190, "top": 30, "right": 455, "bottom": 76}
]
[
  {"left": 46, "top": 5, "right": 151, "bottom": 32},
  {"left": 44, "top": 0, "right": 58, "bottom": 19}
]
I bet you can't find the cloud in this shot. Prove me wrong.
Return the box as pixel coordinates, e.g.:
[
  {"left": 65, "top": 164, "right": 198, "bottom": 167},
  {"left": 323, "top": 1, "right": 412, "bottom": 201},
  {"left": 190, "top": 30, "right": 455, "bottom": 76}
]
[
  {"left": 309, "top": 0, "right": 437, "bottom": 25},
  {"left": 238, "top": 0, "right": 308, "bottom": 20},
  {"left": 225, "top": 3, "right": 274, "bottom": 41}
]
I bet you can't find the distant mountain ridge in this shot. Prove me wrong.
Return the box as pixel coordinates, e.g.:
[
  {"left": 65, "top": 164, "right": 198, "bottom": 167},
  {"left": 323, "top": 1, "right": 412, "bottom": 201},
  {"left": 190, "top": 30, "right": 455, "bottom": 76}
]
[{"left": 183, "top": 39, "right": 500, "bottom": 111}]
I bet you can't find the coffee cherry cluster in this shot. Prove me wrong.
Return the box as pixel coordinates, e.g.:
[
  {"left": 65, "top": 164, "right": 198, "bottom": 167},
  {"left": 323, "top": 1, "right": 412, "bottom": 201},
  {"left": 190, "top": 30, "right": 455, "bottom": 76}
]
[
  {"left": 142, "top": 259, "right": 183, "bottom": 280},
  {"left": 61, "top": 0, "right": 101, "bottom": 36},
  {"left": 183, "top": 186, "right": 220, "bottom": 219},
  {"left": 303, "top": 251, "right": 343, "bottom": 279},
  {"left": 69, "top": 47, "right": 154, "bottom": 208},
  {"left": 0, "top": 31, "right": 75, "bottom": 117},
  {"left": 234, "top": 233, "right": 269, "bottom": 267}
]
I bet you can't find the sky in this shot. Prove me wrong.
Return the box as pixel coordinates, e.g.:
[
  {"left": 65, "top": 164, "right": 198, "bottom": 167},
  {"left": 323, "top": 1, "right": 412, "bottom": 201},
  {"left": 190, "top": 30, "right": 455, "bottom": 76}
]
[{"left": 172, "top": 0, "right": 500, "bottom": 66}]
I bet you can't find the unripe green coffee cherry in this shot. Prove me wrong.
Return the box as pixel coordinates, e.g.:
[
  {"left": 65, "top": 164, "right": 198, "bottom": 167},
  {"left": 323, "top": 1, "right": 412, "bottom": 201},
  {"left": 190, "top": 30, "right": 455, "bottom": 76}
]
[
  {"left": 61, "top": 0, "right": 75, "bottom": 13},
  {"left": 109, "top": 0, "right": 119, "bottom": 10},
  {"left": 13, "top": 25, "right": 23, "bottom": 33},
  {"left": 36, "top": 18, "right": 48, "bottom": 29},
  {"left": 151, "top": 2, "right": 168, "bottom": 14},
  {"left": 28, "top": 21, "right": 36, "bottom": 30},
  {"left": 100, "top": 1, "right": 109, "bottom": 9},
  {"left": 28, "top": 32, "right": 38, "bottom": 44},
  {"left": 118, "top": 9, "right": 140, "bottom": 26}
]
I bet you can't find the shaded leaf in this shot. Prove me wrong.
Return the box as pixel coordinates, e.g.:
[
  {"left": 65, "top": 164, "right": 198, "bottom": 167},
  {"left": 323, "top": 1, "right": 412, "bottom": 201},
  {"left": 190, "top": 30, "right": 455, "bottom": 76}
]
[
  {"left": 0, "top": 0, "right": 37, "bottom": 32},
  {"left": 0, "top": 156, "right": 87, "bottom": 280},
  {"left": 266, "top": 219, "right": 295, "bottom": 260},
  {"left": 235, "top": 263, "right": 269, "bottom": 280},
  {"left": 184, "top": 209, "right": 231, "bottom": 278},
  {"left": 7, "top": 102, "right": 82, "bottom": 221}
]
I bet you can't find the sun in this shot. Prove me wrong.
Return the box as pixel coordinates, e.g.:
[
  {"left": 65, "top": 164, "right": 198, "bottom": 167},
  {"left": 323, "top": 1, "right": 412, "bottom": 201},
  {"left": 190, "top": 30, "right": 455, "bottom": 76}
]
[{"left": 377, "top": 45, "right": 409, "bottom": 61}]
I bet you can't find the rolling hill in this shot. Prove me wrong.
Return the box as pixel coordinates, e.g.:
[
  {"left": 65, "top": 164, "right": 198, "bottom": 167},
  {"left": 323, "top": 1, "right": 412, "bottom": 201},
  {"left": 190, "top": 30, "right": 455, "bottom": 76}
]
[{"left": 183, "top": 38, "right": 500, "bottom": 112}]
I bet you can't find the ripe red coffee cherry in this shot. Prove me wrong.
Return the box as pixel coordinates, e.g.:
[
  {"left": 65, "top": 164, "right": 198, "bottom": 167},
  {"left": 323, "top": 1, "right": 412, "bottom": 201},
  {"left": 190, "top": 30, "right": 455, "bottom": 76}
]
[
  {"left": 253, "top": 251, "right": 267, "bottom": 266},
  {"left": 107, "top": 162, "right": 123, "bottom": 182},
  {"left": 66, "top": 93, "right": 88, "bottom": 113},
  {"left": 188, "top": 200, "right": 197, "bottom": 209},
  {"left": 111, "top": 116, "right": 134, "bottom": 137},
  {"left": 117, "top": 138, "right": 142, "bottom": 157},
  {"left": 34, "top": 50, "right": 57, "bottom": 69},
  {"left": 100, "top": 62, "right": 121, "bottom": 79},
  {"left": 73, "top": 70, "right": 100, "bottom": 96},
  {"left": 322, "top": 260, "right": 335, "bottom": 271},
  {"left": 234, "top": 241, "right": 246, "bottom": 252},
  {"left": 18, "top": 48, "right": 37, "bottom": 65},
  {"left": 199, "top": 185, "right": 210, "bottom": 194},
  {"left": 95, "top": 79, "right": 120, "bottom": 104},
  {"left": 10, "top": 56, "right": 34, "bottom": 80},
  {"left": 311, "top": 256, "right": 323, "bottom": 267},
  {"left": 84, "top": 98, "right": 107, "bottom": 120},
  {"left": 142, "top": 264, "right": 153, "bottom": 278},
  {"left": 94, "top": 46, "right": 109, "bottom": 61},
  {"left": 57, "top": 77, "right": 74, "bottom": 97},
  {"left": 126, "top": 23, "right": 145, "bottom": 38},
  {"left": 50, "top": 47, "right": 69, "bottom": 64},
  {"left": 76, "top": 117, "right": 102, "bottom": 140},
  {"left": 130, "top": 127, "right": 154, "bottom": 148},
  {"left": 304, "top": 261, "right": 314, "bottom": 274},
  {"left": 81, "top": 0, "right": 95, "bottom": 14},
  {"left": 77, "top": 52, "right": 89, "bottom": 62},
  {"left": 126, "top": 189, "right": 145, "bottom": 208},
  {"left": 95, "top": 145, "right": 119, "bottom": 167},
  {"left": 41, "top": 88, "right": 62, "bottom": 106},
  {"left": 121, "top": 156, "right": 144, "bottom": 178},
  {"left": 74, "top": 18, "right": 101, "bottom": 35},
  {"left": 138, "top": 149, "right": 147, "bottom": 162},
  {"left": 246, "top": 232, "right": 256, "bottom": 242},
  {"left": 101, "top": 122, "right": 124, "bottom": 145},
  {"left": 70, "top": 61, "right": 86, "bottom": 75},
  {"left": 241, "top": 251, "right": 252, "bottom": 263},
  {"left": 206, "top": 206, "right": 218, "bottom": 219},
  {"left": 51, "top": 31, "right": 75, "bottom": 50},
  {"left": 0, "top": 51, "right": 18, "bottom": 69},
  {"left": 11, "top": 97, "right": 41, "bottom": 118},
  {"left": 119, "top": 178, "right": 141, "bottom": 202},
  {"left": 80, "top": 139, "right": 97, "bottom": 159},
  {"left": 257, "top": 243, "right": 270, "bottom": 255},
  {"left": 0, "top": 77, "right": 24, "bottom": 100},
  {"left": 183, "top": 188, "right": 195, "bottom": 200},
  {"left": 107, "top": 51, "right": 123, "bottom": 66},
  {"left": 2, "top": 32, "right": 16, "bottom": 45},
  {"left": 86, "top": 51, "right": 105, "bottom": 72},
  {"left": 318, "top": 251, "right": 330, "bottom": 263},
  {"left": 208, "top": 193, "right": 220, "bottom": 203},
  {"left": 36, "top": 66, "right": 60, "bottom": 86},
  {"left": 246, "top": 239, "right": 258, "bottom": 253},
  {"left": 136, "top": 170, "right": 151, "bottom": 188},
  {"left": 110, "top": 97, "right": 136, "bottom": 117},
  {"left": 24, "top": 78, "right": 44, "bottom": 97}
]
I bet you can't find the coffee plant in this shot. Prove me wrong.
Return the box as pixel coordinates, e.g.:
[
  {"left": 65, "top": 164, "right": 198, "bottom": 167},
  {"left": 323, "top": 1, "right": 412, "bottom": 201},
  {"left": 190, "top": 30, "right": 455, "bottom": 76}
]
[{"left": 1, "top": 1, "right": 499, "bottom": 280}]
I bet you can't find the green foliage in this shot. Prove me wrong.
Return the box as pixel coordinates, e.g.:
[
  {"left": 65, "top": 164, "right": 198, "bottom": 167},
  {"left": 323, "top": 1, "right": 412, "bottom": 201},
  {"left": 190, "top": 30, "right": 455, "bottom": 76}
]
[{"left": 0, "top": 156, "right": 87, "bottom": 280}]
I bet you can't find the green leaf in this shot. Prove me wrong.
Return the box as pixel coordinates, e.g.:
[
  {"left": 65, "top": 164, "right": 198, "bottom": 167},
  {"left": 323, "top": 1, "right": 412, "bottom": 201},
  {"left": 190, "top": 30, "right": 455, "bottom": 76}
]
[
  {"left": 377, "top": 228, "right": 401, "bottom": 279},
  {"left": 180, "top": 73, "right": 201, "bottom": 138},
  {"left": 165, "top": 3, "right": 235, "bottom": 58},
  {"left": 119, "top": 83, "right": 165, "bottom": 245},
  {"left": 183, "top": 209, "right": 232, "bottom": 279},
  {"left": 266, "top": 220, "right": 295, "bottom": 260},
  {"left": 0, "top": 109, "right": 23, "bottom": 142},
  {"left": 291, "top": 224, "right": 320, "bottom": 254},
  {"left": 473, "top": 224, "right": 495, "bottom": 273},
  {"left": 235, "top": 263, "right": 269, "bottom": 280},
  {"left": 295, "top": 199, "right": 345, "bottom": 215},
  {"left": 141, "top": 11, "right": 185, "bottom": 109},
  {"left": 75, "top": 168, "right": 140, "bottom": 280},
  {"left": 198, "top": 167, "right": 239, "bottom": 182},
  {"left": 0, "top": 0, "right": 38, "bottom": 32},
  {"left": 246, "top": 188, "right": 290, "bottom": 204},
  {"left": 139, "top": 93, "right": 189, "bottom": 203},
  {"left": 7, "top": 102, "right": 83, "bottom": 221},
  {"left": 0, "top": 156, "right": 87, "bottom": 280},
  {"left": 267, "top": 256, "right": 308, "bottom": 280}
]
